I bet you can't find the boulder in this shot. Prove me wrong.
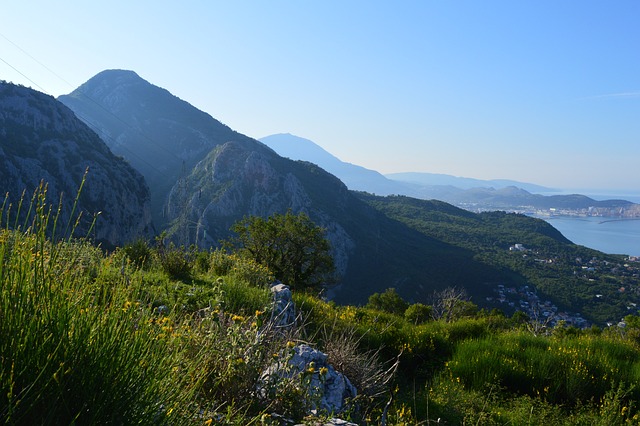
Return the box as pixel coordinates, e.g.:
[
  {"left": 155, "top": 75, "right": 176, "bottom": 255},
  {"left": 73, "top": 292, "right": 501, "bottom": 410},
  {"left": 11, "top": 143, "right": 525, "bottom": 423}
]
[
  {"left": 260, "top": 344, "right": 357, "bottom": 416},
  {"left": 270, "top": 282, "right": 296, "bottom": 328}
]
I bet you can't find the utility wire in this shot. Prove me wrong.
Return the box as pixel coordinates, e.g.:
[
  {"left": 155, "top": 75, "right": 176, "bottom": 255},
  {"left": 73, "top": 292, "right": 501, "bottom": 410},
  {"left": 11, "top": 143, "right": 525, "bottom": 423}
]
[
  {"left": 0, "top": 55, "right": 50, "bottom": 95},
  {"left": 0, "top": 32, "right": 74, "bottom": 89},
  {"left": 0, "top": 32, "right": 184, "bottom": 179}
]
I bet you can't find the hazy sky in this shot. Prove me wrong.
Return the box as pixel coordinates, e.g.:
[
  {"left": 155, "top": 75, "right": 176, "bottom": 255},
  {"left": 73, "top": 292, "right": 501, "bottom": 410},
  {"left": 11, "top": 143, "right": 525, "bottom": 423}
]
[{"left": 2, "top": 1, "right": 639, "bottom": 193}]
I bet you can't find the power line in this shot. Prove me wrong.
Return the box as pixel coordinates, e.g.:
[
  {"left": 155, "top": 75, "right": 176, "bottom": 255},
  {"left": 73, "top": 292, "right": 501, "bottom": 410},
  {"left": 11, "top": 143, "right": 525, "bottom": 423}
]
[
  {"left": 0, "top": 33, "right": 74, "bottom": 89},
  {"left": 0, "top": 55, "right": 50, "bottom": 95},
  {"left": 0, "top": 32, "right": 182, "bottom": 178}
]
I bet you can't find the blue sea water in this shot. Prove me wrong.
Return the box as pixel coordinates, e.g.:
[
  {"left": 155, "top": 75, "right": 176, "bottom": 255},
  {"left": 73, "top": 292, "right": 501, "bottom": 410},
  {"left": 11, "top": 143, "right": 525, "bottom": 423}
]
[
  {"left": 530, "top": 191, "right": 640, "bottom": 256},
  {"left": 542, "top": 217, "right": 640, "bottom": 257}
]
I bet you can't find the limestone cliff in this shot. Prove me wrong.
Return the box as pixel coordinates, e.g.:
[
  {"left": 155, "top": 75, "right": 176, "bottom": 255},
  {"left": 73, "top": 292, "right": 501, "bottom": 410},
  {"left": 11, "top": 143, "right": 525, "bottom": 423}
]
[
  {"left": 0, "top": 81, "right": 153, "bottom": 246},
  {"left": 165, "top": 140, "right": 354, "bottom": 277}
]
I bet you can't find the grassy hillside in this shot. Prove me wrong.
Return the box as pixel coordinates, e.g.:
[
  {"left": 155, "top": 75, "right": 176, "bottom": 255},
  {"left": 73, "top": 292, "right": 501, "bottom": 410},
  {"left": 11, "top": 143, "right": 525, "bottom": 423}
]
[
  {"left": 359, "top": 193, "right": 640, "bottom": 325},
  {"left": 3, "top": 191, "right": 640, "bottom": 425}
]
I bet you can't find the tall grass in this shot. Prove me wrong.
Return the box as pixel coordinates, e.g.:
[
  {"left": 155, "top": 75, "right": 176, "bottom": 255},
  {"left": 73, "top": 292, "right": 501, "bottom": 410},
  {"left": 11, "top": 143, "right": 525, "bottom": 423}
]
[
  {"left": 446, "top": 331, "right": 640, "bottom": 405},
  {"left": 0, "top": 184, "right": 204, "bottom": 424},
  {"left": 6, "top": 182, "right": 640, "bottom": 424},
  {"left": 0, "top": 182, "right": 340, "bottom": 424}
]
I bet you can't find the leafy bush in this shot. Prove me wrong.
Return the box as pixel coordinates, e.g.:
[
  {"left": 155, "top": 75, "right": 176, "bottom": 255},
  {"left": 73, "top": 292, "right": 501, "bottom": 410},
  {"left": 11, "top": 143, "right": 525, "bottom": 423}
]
[
  {"left": 208, "top": 249, "right": 274, "bottom": 287},
  {"left": 123, "top": 237, "right": 152, "bottom": 269},
  {"left": 158, "top": 242, "right": 193, "bottom": 280},
  {"left": 209, "top": 248, "right": 235, "bottom": 276},
  {"left": 405, "top": 303, "right": 432, "bottom": 324},
  {"left": 227, "top": 210, "right": 335, "bottom": 289},
  {"left": 366, "top": 287, "right": 408, "bottom": 315}
]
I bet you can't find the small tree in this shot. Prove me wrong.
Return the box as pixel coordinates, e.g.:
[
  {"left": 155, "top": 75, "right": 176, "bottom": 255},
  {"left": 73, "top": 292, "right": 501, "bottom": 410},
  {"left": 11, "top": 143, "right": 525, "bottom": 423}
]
[
  {"left": 366, "top": 288, "right": 408, "bottom": 316},
  {"left": 227, "top": 210, "right": 335, "bottom": 289},
  {"left": 404, "top": 303, "right": 432, "bottom": 325}
]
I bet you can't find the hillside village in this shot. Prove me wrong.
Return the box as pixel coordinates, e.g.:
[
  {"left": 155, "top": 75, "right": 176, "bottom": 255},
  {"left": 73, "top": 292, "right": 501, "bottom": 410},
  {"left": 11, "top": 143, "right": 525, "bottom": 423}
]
[
  {"left": 493, "top": 244, "right": 640, "bottom": 328},
  {"left": 464, "top": 204, "right": 640, "bottom": 218}
]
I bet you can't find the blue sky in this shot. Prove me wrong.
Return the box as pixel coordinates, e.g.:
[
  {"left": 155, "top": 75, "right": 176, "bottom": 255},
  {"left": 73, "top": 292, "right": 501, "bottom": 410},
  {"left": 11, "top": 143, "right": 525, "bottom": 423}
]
[{"left": 1, "top": 1, "right": 639, "bottom": 193}]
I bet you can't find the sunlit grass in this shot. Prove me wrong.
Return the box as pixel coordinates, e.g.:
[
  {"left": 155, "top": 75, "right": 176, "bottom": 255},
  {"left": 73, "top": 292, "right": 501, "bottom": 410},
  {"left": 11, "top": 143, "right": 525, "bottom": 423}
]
[{"left": 3, "top": 182, "right": 640, "bottom": 424}]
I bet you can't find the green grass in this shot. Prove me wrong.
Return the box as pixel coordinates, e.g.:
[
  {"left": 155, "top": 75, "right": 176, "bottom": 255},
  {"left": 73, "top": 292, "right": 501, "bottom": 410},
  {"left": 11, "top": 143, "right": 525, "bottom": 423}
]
[
  {"left": 0, "top": 218, "right": 196, "bottom": 423},
  {"left": 446, "top": 332, "right": 640, "bottom": 405},
  {"left": 4, "top": 185, "right": 640, "bottom": 424}
]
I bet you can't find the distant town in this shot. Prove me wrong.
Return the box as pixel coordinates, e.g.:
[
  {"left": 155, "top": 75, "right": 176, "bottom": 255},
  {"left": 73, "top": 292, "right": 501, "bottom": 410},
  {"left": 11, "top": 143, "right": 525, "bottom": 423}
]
[
  {"left": 486, "top": 243, "right": 640, "bottom": 329},
  {"left": 461, "top": 204, "right": 640, "bottom": 219}
]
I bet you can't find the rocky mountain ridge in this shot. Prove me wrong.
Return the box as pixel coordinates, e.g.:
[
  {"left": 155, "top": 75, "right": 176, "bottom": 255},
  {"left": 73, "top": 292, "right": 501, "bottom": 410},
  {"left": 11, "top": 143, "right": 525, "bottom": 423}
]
[
  {"left": 56, "top": 70, "right": 634, "bottom": 318},
  {"left": 0, "top": 81, "right": 153, "bottom": 246},
  {"left": 59, "top": 70, "right": 530, "bottom": 304},
  {"left": 58, "top": 69, "right": 253, "bottom": 225}
]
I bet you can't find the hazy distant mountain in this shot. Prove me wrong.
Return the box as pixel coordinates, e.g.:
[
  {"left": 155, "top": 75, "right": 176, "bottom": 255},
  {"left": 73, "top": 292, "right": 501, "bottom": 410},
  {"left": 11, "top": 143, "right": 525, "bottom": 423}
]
[
  {"left": 448, "top": 186, "right": 634, "bottom": 208},
  {"left": 259, "top": 133, "right": 420, "bottom": 196},
  {"left": 385, "top": 172, "right": 557, "bottom": 193},
  {"left": 0, "top": 81, "right": 153, "bottom": 246},
  {"left": 260, "top": 133, "right": 639, "bottom": 215},
  {"left": 260, "top": 133, "right": 557, "bottom": 195}
]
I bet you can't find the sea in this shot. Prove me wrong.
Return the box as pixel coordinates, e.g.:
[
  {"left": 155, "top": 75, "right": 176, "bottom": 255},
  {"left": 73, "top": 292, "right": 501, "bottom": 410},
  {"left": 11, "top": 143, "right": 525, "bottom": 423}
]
[{"left": 535, "top": 191, "right": 640, "bottom": 257}]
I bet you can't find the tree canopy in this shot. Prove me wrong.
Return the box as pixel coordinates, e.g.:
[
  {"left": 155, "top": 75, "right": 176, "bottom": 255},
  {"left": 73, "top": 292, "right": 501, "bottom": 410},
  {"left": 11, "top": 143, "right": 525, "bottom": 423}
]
[{"left": 228, "top": 210, "right": 335, "bottom": 289}]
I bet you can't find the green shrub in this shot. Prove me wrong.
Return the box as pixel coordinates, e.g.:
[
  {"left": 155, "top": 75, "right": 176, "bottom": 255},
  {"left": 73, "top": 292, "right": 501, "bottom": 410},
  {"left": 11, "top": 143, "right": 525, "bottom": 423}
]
[
  {"left": 227, "top": 210, "right": 335, "bottom": 289},
  {"left": 229, "top": 255, "right": 274, "bottom": 287},
  {"left": 209, "top": 250, "right": 274, "bottom": 287},
  {"left": 123, "top": 237, "right": 152, "bottom": 269},
  {"left": 193, "top": 250, "right": 210, "bottom": 274},
  {"left": 159, "top": 242, "right": 193, "bottom": 280},
  {"left": 366, "top": 287, "right": 408, "bottom": 316},
  {"left": 405, "top": 303, "right": 432, "bottom": 324},
  {"left": 209, "top": 248, "right": 234, "bottom": 276}
]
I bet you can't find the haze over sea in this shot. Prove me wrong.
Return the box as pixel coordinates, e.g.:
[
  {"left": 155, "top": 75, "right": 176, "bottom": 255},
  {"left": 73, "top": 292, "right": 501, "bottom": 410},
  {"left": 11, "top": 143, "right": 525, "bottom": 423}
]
[{"left": 537, "top": 191, "right": 640, "bottom": 257}]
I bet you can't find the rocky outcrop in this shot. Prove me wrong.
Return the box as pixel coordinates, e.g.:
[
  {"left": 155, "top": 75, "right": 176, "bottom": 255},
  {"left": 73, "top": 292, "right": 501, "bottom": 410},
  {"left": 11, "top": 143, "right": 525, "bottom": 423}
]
[
  {"left": 259, "top": 344, "right": 357, "bottom": 416},
  {"left": 0, "top": 81, "right": 153, "bottom": 246},
  {"left": 270, "top": 282, "right": 297, "bottom": 329},
  {"left": 260, "top": 284, "right": 358, "bottom": 420},
  {"left": 164, "top": 141, "right": 355, "bottom": 277}
]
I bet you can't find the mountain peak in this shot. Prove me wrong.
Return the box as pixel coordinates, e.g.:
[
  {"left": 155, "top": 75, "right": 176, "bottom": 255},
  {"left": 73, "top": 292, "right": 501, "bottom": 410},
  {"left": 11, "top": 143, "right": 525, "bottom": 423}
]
[
  {"left": 64, "top": 69, "right": 149, "bottom": 104},
  {"left": 84, "top": 69, "right": 142, "bottom": 85}
]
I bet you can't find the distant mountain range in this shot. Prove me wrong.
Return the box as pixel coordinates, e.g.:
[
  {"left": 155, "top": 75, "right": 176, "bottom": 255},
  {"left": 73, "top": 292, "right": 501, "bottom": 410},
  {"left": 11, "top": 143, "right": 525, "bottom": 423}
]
[
  {"left": 385, "top": 171, "right": 556, "bottom": 193},
  {"left": 0, "top": 81, "right": 153, "bottom": 247},
  {"left": 259, "top": 133, "right": 417, "bottom": 197},
  {"left": 260, "top": 133, "right": 555, "bottom": 194},
  {"left": 0, "top": 68, "right": 622, "bottom": 323},
  {"left": 260, "top": 133, "right": 640, "bottom": 215}
]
